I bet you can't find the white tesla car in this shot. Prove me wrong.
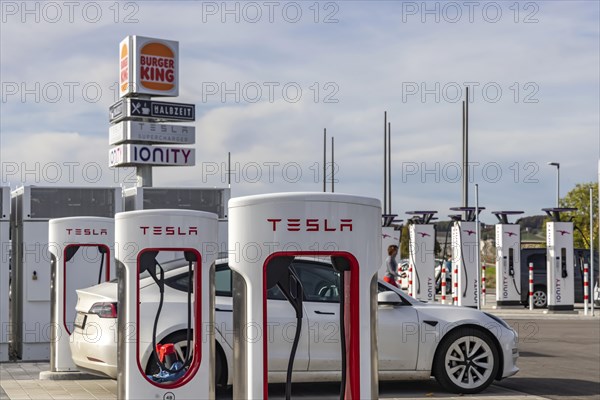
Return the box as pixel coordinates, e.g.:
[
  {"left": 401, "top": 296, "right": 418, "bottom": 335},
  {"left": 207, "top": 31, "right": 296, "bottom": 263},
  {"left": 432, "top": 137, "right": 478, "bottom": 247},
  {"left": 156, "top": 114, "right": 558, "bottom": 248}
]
[{"left": 70, "top": 258, "right": 518, "bottom": 394}]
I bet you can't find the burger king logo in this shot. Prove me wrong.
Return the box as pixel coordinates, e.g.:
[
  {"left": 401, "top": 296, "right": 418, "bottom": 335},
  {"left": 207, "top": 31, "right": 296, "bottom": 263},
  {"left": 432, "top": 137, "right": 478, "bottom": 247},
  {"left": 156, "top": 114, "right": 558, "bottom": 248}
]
[
  {"left": 139, "top": 42, "right": 176, "bottom": 92},
  {"left": 120, "top": 43, "right": 129, "bottom": 93}
]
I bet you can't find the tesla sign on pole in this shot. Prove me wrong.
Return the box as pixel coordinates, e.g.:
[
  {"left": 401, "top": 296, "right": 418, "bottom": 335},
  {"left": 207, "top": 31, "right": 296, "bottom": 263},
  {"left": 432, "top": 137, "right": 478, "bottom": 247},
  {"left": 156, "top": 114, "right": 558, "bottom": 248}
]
[{"left": 109, "top": 36, "right": 197, "bottom": 187}]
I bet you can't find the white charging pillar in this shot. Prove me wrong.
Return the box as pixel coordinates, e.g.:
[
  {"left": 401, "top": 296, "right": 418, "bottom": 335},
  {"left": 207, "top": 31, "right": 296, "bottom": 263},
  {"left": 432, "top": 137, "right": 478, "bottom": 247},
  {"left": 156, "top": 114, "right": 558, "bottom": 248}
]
[
  {"left": 229, "top": 193, "right": 381, "bottom": 400},
  {"left": 0, "top": 187, "right": 9, "bottom": 362},
  {"left": 493, "top": 211, "right": 524, "bottom": 307},
  {"left": 48, "top": 217, "right": 115, "bottom": 372},
  {"left": 450, "top": 207, "right": 484, "bottom": 308},
  {"left": 406, "top": 211, "right": 437, "bottom": 302},
  {"left": 379, "top": 214, "right": 400, "bottom": 280},
  {"left": 116, "top": 209, "right": 218, "bottom": 400},
  {"left": 543, "top": 208, "right": 576, "bottom": 312},
  {"left": 379, "top": 226, "right": 398, "bottom": 279}
]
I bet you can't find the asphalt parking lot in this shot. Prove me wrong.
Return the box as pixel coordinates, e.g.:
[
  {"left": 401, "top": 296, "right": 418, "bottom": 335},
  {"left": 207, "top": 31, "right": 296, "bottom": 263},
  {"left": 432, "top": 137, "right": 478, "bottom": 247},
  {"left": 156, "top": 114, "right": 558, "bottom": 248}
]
[
  {"left": 1, "top": 312, "right": 598, "bottom": 400},
  {"left": 496, "top": 318, "right": 600, "bottom": 400}
]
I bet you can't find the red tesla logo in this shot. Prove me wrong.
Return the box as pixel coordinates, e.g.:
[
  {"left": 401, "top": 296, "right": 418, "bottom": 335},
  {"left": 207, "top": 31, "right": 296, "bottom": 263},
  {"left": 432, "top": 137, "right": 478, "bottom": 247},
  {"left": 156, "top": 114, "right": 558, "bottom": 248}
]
[
  {"left": 557, "top": 230, "right": 570, "bottom": 236},
  {"left": 268, "top": 218, "right": 353, "bottom": 232},
  {"left": 417, "top": 232, "right": 431, "bottom": 238},
  {"left": 65, "top": 228, "right": 108, "bottom": 236},
  {"left": 383, "top": 234, "right": 399, "bottom": 241},
  {"left": 464, "top": 230, "right": 476, "bottom": 236},
  {"left": 139, "top": 226, "right": 198, "bottom": 236},
  {"left": 506, "top": 232, "right": 517, "bottom": 237}
]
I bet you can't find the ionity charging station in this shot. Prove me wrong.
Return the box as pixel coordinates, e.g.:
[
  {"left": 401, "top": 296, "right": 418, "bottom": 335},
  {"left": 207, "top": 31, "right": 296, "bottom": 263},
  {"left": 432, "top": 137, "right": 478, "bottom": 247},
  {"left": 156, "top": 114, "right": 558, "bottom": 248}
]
[
  {"left": 48, "top": 217, "right": 115, "bottom": 372},
  {"left": 406, "top": 211, "right": 437, "bottom": 301},
  {"left": 543, "top": 207, "right": 577, "bottom": 312},
  {"left": 0, "top": 187, "right": 9, "bottom": 362},
  {"left": 379, "top": 213, "right": 400, "bottom": 280},
  {"left": 450, "top": 207, "right": 485, "bottom": 307},
  {"left": 116, "top": 209, "right": 218, "bottom": 400},
  {"left": 229, "top": 193, "right": 381, "bottom": 400},
  {"left": 492, "top": 211, "right": 524, "bottom": 307}
]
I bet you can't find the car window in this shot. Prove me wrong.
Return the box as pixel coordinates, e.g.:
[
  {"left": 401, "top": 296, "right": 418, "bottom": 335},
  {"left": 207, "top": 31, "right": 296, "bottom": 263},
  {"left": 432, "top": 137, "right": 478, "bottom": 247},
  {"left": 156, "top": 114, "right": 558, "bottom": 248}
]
[
  {"left": 527, "top": 253, "right": 546, "bottom": 271},
  {"left": 267, "top": 285, "right": 287, "bottom": 300},
  {"left": 377, "top": 282, "right": 412, "bottom": 305},
  {"left": 166, "top": 270, "right": 193, "bottom": 292},
  {"left": 110, "top": 257, "right": 192, "bottom": 283},
  {"left": 292, "top": 261, "right": 340, "bottom": 303},
  {"left": 215, "top": 264, "right": 232, "bottom": 297},
  {"left": 165, "top": 263, "right": 230, "bottom": 295}
]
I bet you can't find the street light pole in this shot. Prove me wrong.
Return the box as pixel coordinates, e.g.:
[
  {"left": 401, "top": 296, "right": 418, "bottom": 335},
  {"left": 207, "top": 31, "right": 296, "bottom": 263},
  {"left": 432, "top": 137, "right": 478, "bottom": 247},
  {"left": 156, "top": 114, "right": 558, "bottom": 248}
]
[{"left": 548, "top": 162, "right": 560, "bottom": 207}]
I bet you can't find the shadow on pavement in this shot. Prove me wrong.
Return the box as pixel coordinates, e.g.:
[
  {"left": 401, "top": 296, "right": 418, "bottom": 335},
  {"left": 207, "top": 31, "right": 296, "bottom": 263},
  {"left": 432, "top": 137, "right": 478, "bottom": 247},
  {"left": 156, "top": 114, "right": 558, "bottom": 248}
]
[
  {"left": 497, "top": 377, "right": 600, "bottom": 398},
  {"left": 519, "top": 351, "right": 556, "bottom": 358},
  {"left": 216, "top": 379, "right": 526, "bottom": 399}
]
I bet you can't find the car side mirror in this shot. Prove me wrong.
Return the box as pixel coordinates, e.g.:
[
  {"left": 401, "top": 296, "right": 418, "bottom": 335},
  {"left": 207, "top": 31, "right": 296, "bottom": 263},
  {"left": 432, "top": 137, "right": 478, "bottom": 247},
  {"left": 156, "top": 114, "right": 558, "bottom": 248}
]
[{"left": 377, "top": 291, "right": 402, "bottom": 305}]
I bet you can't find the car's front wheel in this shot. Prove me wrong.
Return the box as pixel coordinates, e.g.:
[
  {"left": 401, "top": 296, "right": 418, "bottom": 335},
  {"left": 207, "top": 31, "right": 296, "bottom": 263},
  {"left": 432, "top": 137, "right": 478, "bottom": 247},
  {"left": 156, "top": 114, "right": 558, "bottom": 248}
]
[{"left": 433, "top": 328, "right": 500, "bottom": 394}]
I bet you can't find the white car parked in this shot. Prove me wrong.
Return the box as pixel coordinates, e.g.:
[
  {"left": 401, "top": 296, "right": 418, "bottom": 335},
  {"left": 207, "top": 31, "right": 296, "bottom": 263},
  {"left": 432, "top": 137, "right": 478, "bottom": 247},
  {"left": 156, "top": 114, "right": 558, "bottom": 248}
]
[{"left": 70, "top": 258, "right": 519, "bottom": 394}]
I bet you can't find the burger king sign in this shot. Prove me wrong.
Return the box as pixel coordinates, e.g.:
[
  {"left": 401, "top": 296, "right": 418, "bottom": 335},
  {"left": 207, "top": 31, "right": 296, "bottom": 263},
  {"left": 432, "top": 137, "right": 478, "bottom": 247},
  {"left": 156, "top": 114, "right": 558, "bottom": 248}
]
[{"left": 119, "top": 36, "right": 179, "bottom": 98}]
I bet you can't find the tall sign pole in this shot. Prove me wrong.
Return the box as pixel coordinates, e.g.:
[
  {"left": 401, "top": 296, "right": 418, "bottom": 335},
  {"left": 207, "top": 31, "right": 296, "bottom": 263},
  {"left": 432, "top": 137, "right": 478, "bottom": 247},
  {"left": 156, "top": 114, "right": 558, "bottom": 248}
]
[
  {"left": 462, "top": 87, "right": 470, "bottom": 216},
  {"left": 109, "top": 36, "right": 196, "bottom": 187}
]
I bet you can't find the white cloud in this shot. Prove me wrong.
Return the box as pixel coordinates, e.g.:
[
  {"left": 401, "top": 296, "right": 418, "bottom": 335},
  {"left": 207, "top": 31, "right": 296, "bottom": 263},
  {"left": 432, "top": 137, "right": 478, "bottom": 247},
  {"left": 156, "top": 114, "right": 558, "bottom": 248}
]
[{"left": 1, "top": 1, "right": 598, "bottom": 218}]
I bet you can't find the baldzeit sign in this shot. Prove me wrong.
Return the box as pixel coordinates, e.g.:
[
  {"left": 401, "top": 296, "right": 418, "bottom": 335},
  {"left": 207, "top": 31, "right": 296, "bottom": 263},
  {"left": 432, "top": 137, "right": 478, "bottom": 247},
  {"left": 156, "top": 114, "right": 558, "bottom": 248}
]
[{"left": 119, "top": 36, "right": 179, "bottom": 97}]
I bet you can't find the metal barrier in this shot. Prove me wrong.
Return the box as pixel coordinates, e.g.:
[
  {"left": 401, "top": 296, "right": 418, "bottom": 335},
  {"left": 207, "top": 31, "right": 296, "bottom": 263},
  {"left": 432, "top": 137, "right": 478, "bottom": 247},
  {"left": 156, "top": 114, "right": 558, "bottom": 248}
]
[
  {"left": 529, "top": 262, "right": 534, "bottom": 311},
  {"left": 584, "top": 264, "right": 589, "bottom": 316},
  {"left": 441, "top": 265, "right": 447, "bottom": 304},
  {"left": 481, "top": 263, "right": 486, "bottom": 306}
]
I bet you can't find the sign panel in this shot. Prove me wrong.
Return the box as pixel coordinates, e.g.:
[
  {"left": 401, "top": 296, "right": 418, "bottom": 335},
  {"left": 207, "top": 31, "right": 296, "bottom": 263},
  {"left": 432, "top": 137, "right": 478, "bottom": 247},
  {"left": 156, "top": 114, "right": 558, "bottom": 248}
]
[
  {"left": 119, "top": 36, "right": 179, "bottom": 98},
  {"left": 109, "top": 121, "right": 195, "bottom": 145},
  {"left": 109, "top": 144, "right": 195, "bottom": 167},
  {"left": 109, "top": 99, "right": 195, "bottom": 123}
]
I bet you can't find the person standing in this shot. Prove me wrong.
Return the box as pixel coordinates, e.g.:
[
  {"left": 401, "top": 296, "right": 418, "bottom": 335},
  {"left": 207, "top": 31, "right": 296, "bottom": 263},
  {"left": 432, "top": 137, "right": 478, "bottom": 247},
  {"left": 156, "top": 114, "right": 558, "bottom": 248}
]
[{"left": 384, "top": 244, "right": 400, "bottom": 287}]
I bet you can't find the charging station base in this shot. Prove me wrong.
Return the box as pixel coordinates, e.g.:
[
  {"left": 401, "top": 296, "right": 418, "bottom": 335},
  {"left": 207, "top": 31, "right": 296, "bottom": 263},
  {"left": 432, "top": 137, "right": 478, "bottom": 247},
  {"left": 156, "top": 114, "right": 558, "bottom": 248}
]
[
  {"left": 494, "top": 301, "right": 523, "bottom": 309},
  {"left": 39, "top": 371, "right": 106, "bottom": 381},
  {"left": 544, "top": 305, "right": 577, "bottom": 314}
]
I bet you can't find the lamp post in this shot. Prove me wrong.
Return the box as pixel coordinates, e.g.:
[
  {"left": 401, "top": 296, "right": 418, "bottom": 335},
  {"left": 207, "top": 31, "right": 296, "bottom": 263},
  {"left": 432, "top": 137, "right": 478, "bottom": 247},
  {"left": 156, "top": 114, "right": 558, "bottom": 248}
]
[{"left": 548, "top": 162, "right": 560, "bottom": 207}]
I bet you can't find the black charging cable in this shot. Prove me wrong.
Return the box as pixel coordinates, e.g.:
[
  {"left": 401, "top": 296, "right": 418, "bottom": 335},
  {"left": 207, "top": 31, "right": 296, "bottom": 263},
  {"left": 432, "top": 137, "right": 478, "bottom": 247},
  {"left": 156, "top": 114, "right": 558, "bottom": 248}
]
[
  {"left": 409, "top": 239, "right": 421, "bottom": 295},
  {"left": 281, "top": 271, "right": 303, "bottom": 400},
  {"left": 574, "top": 225, "right": 591, "bottom": 248},
  {"left": 97, "top": 246, "right": 107, "bottom": 285},
  {"left": 437, "top": 226, "right": 451, "bottom": 292},
  {"left": 265, "top": 257, "right": 304, "bottom": 400},
  {"left": 338, "top": 270, "right": 347, "bottom": 400},
  {"left": 508, "top": 262, "right": 521, "bottom": 295},
  {"left": 143, "top": 253, "right": 194, "bottom": 375},
  {"left": 331, "top": 257, "right": 351, "bottom": 400},
  {"left": 456, "top": 224, "right": 469, "bottom": 298}
]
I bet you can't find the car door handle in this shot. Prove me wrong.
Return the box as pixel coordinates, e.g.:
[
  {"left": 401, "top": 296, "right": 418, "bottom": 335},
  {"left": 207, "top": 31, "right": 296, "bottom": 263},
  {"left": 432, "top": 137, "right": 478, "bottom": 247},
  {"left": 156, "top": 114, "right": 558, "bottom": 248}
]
[
  {"left": 216, "top": 308, "right": 232, "bottom": 313},
  {"left": 314, "top": 310, "right": 335, "bottom": 315}
]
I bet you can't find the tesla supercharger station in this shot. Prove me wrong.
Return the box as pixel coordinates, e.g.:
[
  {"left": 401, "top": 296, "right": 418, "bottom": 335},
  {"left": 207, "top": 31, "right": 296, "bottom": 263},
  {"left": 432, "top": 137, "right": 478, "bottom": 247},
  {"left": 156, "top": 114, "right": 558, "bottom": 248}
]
[
  {"left": 48, "top": 217, "right": 115, "bottom": 372},
  {"left": 450, "top": 207, "right": 484, "bottom": 308},
  {"left": 406, "top": 211, "right": 437, "bottom": 302},
  {"left": 0, "top": 187, "right": 9, "bottom": 362},
  {"left": 123, "top": 186, "right": 230, "bottom": 258},
  {"left": 116, "top": 209, "right": 218, "bottom": 400},
  {"left": 543, "top": 208, "right": 577, "bottom": 312},
  {"left": 229, "top": 193, "right": 381, "bottom": 400},
  {"left": 492, "top": 211, "right": 524, "bottom": 307}
]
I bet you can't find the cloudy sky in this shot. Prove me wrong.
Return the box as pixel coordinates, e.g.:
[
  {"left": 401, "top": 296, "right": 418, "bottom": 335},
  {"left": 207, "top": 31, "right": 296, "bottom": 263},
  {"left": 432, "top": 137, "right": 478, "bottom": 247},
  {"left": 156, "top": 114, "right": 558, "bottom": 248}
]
[{"left": 1, "top": 1, "right": 598, "bottom": 221}]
